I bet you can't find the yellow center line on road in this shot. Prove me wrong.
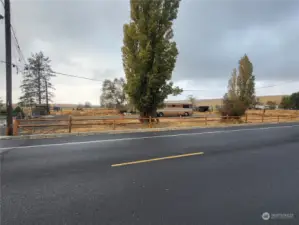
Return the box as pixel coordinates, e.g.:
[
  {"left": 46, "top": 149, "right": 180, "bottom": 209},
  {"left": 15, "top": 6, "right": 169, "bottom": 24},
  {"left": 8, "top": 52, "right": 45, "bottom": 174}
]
[{"left": 111, "top": 152, "right": 204, "bottom": 167}]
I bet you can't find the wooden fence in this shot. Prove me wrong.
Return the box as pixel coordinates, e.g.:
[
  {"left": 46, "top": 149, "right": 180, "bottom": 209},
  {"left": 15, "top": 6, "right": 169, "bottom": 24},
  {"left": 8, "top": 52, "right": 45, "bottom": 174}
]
[{"left": 13, "top": 113, "right": 299, "bottom": 136}]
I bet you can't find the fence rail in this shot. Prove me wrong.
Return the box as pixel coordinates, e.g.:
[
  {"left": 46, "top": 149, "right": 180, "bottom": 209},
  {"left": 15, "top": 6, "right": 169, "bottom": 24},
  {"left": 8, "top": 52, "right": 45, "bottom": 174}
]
[{"left": 13, "top": 113, "right": 299, "bottom": 136}]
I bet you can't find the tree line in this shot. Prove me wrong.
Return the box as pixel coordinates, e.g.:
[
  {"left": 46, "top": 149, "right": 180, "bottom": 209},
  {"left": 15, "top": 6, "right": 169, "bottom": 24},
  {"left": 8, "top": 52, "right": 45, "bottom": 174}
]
[{"left": 280, "top": 93, "right": 299, "bottom": 109}]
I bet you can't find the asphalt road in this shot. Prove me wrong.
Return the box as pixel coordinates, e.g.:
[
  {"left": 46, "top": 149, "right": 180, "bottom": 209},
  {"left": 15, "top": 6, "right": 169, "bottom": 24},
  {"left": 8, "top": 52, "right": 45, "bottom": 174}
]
[{"left": 1, "top": 123, "right": 299, "bottom": 225}]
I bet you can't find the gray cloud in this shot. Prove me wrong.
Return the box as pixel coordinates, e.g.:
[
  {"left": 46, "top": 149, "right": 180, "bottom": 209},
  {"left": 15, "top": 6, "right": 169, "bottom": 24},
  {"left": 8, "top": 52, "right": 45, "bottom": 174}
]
[
  {"left": 1, "top": 0, "right": 299, "bottom": 104},
  {"left": 174, "top": 0, "right": 299, "bottom": 82}
]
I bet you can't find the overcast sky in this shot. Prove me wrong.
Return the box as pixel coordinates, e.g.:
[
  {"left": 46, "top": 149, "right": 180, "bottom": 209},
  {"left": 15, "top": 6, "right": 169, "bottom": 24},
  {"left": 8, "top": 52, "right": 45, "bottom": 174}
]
[{"left": 1, "top": 0, "right": 299, "bottom": 105}]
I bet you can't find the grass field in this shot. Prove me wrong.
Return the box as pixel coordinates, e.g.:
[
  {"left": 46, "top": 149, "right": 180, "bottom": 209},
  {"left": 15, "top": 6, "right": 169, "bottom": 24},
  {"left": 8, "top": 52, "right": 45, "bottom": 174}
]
[
  {"left": 17, "top": 109, "right": 299, "bottom": 135},
  {"left": 195, "top": 95, "right": 286, "bottom": 108},
  {"left": 50, "top": 108, "right": 119, "bottom": 116},
  {"left": 0, "top": 115, "right": 6, "bottom": 119}
]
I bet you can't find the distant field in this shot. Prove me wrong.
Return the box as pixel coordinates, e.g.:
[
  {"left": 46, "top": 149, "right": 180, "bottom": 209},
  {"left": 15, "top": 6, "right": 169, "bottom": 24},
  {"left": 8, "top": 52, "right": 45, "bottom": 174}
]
[
  {"left": 195, "top": 95, "right": 286, "bottom": 108},
  {"left": 246, "top": 109, "right": 298, "bottom": 116},
  {"left": 18, "top": 109, "right": 299, "bottom": 135},
  {"left": 50, "top": 108, "right": 119, "bottom": 116},
  {"left": 0, "top": 115, "right": 6, "bottom": 120}
]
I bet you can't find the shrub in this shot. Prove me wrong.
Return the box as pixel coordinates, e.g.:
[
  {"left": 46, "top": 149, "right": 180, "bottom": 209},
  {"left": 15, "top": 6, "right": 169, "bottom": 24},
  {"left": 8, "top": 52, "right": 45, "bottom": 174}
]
[
  {"left": 13, "top": 106, "right": 25, "bottom": 118},
  {"left": 219, "top": 99, "right": 247, "bottom": 120},
  {"left": 0, "top": 109, "right": 7, "bottom": 115}
]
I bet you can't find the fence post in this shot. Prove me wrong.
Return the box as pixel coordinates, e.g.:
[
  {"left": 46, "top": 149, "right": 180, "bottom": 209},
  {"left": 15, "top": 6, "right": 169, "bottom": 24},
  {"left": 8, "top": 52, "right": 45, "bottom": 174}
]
[
  {"left": 68, "top": 115, "right": 72, "bottom": 133},
  {"left": 261, "top": 113, "right": 264, "bottom": 123},
  {"left": 277, "top": 115, "right": 280, "bottom": 123},
  {"left": 13, "top": 119, "right": 19, "bottom": 136},
  {"left": 205, "top": 115, "right": 207, "bottom": 126},
  {"left": 149, "top": 116, "right": 152, "bottom": 128},
  {"left": 113, "top": 120, "right": 116, "bottom": 130},
  {"left": 245, "top": 113, "right": 248, "bottom": 123}
]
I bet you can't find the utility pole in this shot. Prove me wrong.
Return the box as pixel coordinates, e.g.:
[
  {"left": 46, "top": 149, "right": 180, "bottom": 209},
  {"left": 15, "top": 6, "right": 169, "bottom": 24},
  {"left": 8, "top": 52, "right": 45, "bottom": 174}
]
[{"left": 4, "top": 0, "right": 13, "bottom": 136}]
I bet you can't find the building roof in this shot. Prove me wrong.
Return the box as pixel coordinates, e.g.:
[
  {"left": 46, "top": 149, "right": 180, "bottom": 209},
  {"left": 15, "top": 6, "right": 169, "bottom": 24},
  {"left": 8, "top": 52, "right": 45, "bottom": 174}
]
[{"left": 165, "top": 100, "right": 192, "bottom": 104}]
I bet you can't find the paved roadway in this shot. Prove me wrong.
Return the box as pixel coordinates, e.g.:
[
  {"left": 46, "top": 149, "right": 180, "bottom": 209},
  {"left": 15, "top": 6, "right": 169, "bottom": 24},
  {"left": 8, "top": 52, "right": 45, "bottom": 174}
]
[{"left": 1, "top": 123, "right": 299, "bottom": 225}]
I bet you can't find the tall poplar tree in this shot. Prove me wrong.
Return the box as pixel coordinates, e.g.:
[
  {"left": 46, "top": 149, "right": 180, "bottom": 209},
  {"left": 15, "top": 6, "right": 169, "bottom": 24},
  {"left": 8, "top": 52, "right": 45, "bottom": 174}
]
[
  {"left": 122, "top": 0, "right": 182, "bottom": 119},
  {"left": 237, "top": 54, "right": 255, "bottom": 107},
  {"left": 221, "top": 54, "right": 255, "bottom": 117}
]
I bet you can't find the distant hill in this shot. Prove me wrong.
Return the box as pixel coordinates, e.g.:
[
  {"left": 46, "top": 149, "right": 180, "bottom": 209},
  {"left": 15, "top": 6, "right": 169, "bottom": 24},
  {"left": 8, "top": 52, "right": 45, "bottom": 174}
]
[
  {"left": 166, "top": 95, "right": 286, "bottom": 107},
  {"left": 11, "top": 95, "right": 286, "bottom": 109},
  {"left": 194, "top": 95, "right": 286, "bottom": 107}
]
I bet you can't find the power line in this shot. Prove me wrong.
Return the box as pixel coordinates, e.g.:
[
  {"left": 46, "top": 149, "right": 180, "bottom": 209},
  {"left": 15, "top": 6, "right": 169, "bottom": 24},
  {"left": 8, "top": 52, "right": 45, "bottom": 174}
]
[
  {"left": 183, "top": 80, "right": 297, "bottom": 92},
  {"left": 0, "top": 60, "right": 17, "bottom": 68},
  {"left": 20, "top": 65, "right": 104, "bottom": 82},
  {"left": 50, "top": 71, "right": 104, "bottom": 82},
  {"left": 7, "top": 1, "right": 27, "bottom": 65},
  {"left": 1, "top": 1, "right": 27, "bottom": 72},
  {"left": 10, "top": 24, "right": 27, "bottom": 65},
  {"left": 6, "top": 63, "right": 299, "bottom": 88},
  {"left": 20, "top": 65, "right": 105, "bottom": 82},
  {"left": 47, "top": 72, "right": 299, "bottom": 91},
  {"left": 256, "top": 80, "right": 296, "bottom": 89},
  {"left": 30, "top": 68, "right": 299, "bottom": 89},
  {"left": 0, "top": 59, "right": 20, "bottom": 74}
]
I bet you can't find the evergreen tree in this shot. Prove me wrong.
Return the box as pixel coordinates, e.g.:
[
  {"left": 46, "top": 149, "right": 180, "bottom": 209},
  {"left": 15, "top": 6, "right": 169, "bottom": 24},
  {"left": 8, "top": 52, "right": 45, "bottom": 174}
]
[
  {"left": 279, "top": 96, "right": 291, "bottom": 109},
  {"left": 20, "top": 52, "right": 55, "bottom": 107},
  {"left": 0, "top": 97, "right": 3, "bottom": 110},
  {"left": 290, "top": 92, "right": 299, "bottom": 109},
  {"left": 122, "top": 0, "right": 182, "bottom": 119}
]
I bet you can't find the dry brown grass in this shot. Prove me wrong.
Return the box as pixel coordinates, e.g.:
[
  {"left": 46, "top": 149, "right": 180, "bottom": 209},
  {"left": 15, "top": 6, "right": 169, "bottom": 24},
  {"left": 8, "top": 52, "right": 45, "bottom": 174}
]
[
  {"left": 195, "top": 95, "right": 286, "bottom": 108},
  {"left": 247, "top": 109, "right": 298, "bottom": 116},
  {"left": 19, "top": 110, "right": 299, "bottom": 135},
  {"left": 50, "top": 108, "right": 119, "bottom": 116},
  {"left": 17, "top": 108, "right": 298, "bottom": 135},
  {"left": 195, "top": 109, "right": 299, "bottom": 117}
]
